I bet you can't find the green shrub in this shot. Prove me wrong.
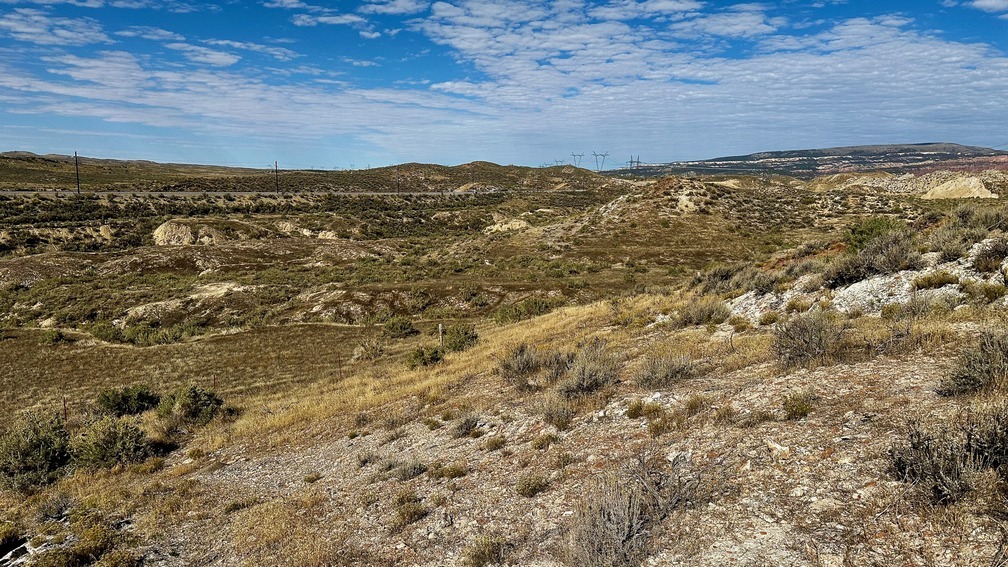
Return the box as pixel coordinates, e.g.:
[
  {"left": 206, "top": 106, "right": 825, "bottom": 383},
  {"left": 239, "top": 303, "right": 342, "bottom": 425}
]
[
  {"left": 89, "top": 321, "right": 124, "bottom": 343},
  {"left": 38, "top": 329, "right": 68, "bottom": 346},
  {"left": 96, "top": 385, "right": 161, "bottom": 417},
  {"left": 825, "top": 229, "right": 922, "bottom": 287},
  {"left": 0, "top": 413, "right": 71, "bottom": 492},
  {"left": 158, "top": 386, "right": 223, "bottom": 426},
  {"left": 557, "top": 338, "right": 619, "bottom": 399},
  {"left": 492, "top": 295, "right": 564, "bottom": 324},
  {"left": 844, "top": 216, "right": 905, "bottom": 252},
  {"left": 635, "top": 354, "right": 696, "bottom": 389},
  {"left": 383, "top": 315, "right": 418, "bottom": 339},
  {"left": 72, "top": 416, "right": 150, "bottom": 469},
  {"left": 937, "top": 331, "right": 1008, "bottom": 396},
  {"left": 928, "top": 224, "right": 970, "bottom": 262},
  {"left": 406, "top": 345, "right": 443, "bottom": 369},
  {"left": 443, "top": 324, "right": 478, "bottom": 352},
  {"left": 772, "top": 311, "right": 847, "bottom": 368}
]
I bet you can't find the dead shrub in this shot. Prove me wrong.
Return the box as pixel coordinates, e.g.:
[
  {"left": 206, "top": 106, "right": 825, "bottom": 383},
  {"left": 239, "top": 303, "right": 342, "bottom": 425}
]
[
  {"left": 890, "top": 420, "right": 978, "bottom": 504},
  {"left": 568, "top": 450, "right": 698, "bottom": 566}
]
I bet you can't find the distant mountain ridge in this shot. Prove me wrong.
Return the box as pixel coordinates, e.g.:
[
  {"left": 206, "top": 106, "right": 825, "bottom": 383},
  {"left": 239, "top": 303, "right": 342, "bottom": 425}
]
[{"left": 617, "top": 143, "right": 1008, "bottom": 178}]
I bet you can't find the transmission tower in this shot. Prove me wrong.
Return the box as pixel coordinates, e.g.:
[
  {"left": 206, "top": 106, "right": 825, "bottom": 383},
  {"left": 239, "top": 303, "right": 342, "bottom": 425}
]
[
  {"left": 592, "top": 151, "right": 608, "bottom": 172},
  {"left": 571, "top": 153, "right": 584, "bottom": 168}
]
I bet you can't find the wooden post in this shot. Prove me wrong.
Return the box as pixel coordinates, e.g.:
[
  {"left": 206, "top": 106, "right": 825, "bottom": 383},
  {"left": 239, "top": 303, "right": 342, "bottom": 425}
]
[
  {"left": 63, "top": 396, "right": 68, "bottom": 424},
  {"left": 438, "top": 323, "right": 444, "bottom": 349},
  {"left": 274, "top": 161, "right": 279, "bottom": 192},
  {"left": 74, "top": 152, "right": 80, "bottom": 194}
]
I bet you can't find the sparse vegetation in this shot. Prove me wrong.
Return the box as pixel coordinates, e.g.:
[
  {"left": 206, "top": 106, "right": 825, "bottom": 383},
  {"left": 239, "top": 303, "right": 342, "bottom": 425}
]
[
  {"left": 383, "top": 315, "right": 418, "bottom": 339},
  {"left": 443, "top": 323, "right": 479, "bottom": 352}
]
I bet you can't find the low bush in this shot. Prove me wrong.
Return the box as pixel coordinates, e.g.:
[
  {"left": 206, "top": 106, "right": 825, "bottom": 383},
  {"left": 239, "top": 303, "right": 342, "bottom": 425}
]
[
  {"left": 677, "top": 296, "right": 729, "bottom": 327},
  {"left": 635, "top": 354, "right": 696, "bottom": 389},
  {"left": 825, "top": 229, "right": 922, "bottom": 287},
  {"left": 557, "top": 338, "right": 620, "bottom": 399},
  {"left": 492, "top": 295, "right": 565, "bottom": 324},
  {"left": 498, "top": 343, "right": 540, "bottom": 392},
  {"left": 353, "top": 338, "right": 385, "bottom": 361},
  {"left": 515, "top": 473, "right": 550, "bottom": 497},
  {"left": 928, "top": 224, "right": 970, "bottom": 262},
  {"left": 72, "top": 416, "right": 150, "bottom": 469},
  {"left": 937, "top": 331, "right": 1008, "bottom": 396},
  {"left": 844, "top": 216, "right": 905, "bottom": 252},
  {"left": 157, "top": 386, "right": 224, "bottom": 427},
  {"left": 912, "top": 270, "right": 959, "bottom": 290},
  {"left": 394, "top": 460, "right": 427, "bottom": 481},
  {"left": 96, "top": 385, "right": 161, "bottom": 417},
  {"left": 890, "top": 421, "right": 977, "bottom": 504},
  {"left": 782, "top": 391, "right": 814, "bottom": 420},
  {"left": 961, "top": 281, "right": 1007, "bottom": 304},
  {"left": 451, "top": 415, "right": 480, "bottom": 439},
  {"left": 973, "top": 238, "right": 1008, "bottom": 273},
  {"left": 382, "top": 315, "right": 418, "bottom": 339},
  {"left": 0, "top": 413, "right": 71, "bottom": 492},
  {"left": 391, "top": 490, "right": 428, "bottom": 531},
  {"left": 463, "top": 534, "right": 507, "bottom": 567},
  {"left": 568, "top": 452, "right": 697, "bottom": 566},
  {"left": 38, "top": 329, "right": 68, "bottom": 346},
  {"left": 443, "top": 324, "right": 478, "bottom": 352},
  {"left": 90, "top": 321, "right": 124, "bottom": 343},
  {"left": 537, "top": 394, "right": 575, "bottom": 430},
  {"left": 407, "top": 345, "right": 444, "bottom": 369},
  {"left": 772, "top": 311, "right": 847, "bottom": 368}
]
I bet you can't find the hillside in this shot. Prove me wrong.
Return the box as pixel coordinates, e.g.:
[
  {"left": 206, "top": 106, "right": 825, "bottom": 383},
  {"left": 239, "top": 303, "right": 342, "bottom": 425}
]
[
  {"left": 0, "top": 153, "right": 611, "bottom": 194},
  {"left": 0, "top": 172, "right": 1007, "bottom": 565},
  {"left": 617, "top": 143, "right": 1008, "bottom": 179}
]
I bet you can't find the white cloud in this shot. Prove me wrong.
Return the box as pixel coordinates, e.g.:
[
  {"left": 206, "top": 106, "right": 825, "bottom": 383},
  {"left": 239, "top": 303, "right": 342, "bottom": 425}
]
[
  {"left": 291, "top": 13, "right": 365, "bottom": 26},
  {"left": 359, "top": 30, "right": 382, "bottom": 38},
  {"left": 116, "top": 26, "right": 184, "bottom": 41},
  {"left": 359, "top": 0, "right": 429, "bottom": 15},
  {"left": 0, "top": 8, "right": 112, "bottom": 45},
  {"left": 165, "top": 42, "right": 241, "bottom": 66},
  {"left": 204, "top": 39, "right": 299, "bottom": 61},
  {"left": 971, "top": 0, "right": 1008, "bottom": 12}
]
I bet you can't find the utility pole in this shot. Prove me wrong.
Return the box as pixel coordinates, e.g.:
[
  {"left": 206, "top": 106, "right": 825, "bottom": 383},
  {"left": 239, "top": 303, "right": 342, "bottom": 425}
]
[
  {"left": 396, "top": 166, "right": 401, "bottom": 194},
  {"left": 571, "top": 153, "right": 584, "bottom": 168},
  {"left": 592, "top": 151, "right": 608, "bottom": 172},
  {"left": 274, "top": 161, "right": 279, "bottom": 192},
  {"left": 74, "top": 151, "right": 80, "bottom": 194}
]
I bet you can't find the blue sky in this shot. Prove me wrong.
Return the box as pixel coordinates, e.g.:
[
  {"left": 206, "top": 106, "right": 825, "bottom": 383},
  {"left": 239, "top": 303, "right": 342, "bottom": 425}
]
[{"left": 1, "top": 0, "right": 1007, "bottom": 168}]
